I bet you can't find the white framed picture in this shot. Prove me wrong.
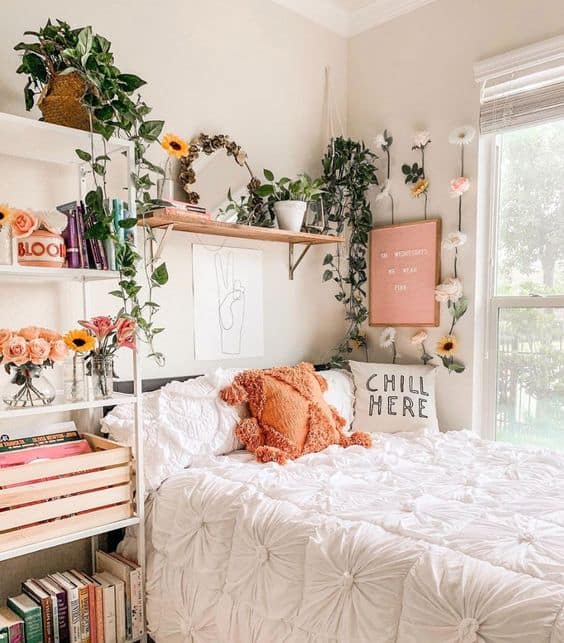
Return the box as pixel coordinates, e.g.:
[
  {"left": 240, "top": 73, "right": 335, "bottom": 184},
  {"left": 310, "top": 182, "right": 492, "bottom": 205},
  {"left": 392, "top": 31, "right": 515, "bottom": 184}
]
[{"left": 192, "top": 244, "right": 264, "bottom": 360}]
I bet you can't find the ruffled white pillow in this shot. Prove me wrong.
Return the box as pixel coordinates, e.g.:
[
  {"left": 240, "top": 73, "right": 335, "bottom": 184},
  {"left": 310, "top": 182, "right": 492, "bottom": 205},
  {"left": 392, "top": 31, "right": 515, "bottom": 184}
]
[{"left": 101, "top": 368, "right": 243, "bottom": 493}]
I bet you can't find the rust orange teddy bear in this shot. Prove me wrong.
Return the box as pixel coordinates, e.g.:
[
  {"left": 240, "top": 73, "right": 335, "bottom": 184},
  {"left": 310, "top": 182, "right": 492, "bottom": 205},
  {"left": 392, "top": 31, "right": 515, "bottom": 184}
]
[{"left": 221, "top": 362, "right": 372, "bottom": 464}]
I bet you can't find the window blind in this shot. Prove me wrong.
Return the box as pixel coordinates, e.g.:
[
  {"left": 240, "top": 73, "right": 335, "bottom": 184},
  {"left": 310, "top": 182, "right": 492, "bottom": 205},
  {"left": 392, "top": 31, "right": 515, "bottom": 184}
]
[{"left": 475, "top": 36, "right": 564, "bottom": 134}]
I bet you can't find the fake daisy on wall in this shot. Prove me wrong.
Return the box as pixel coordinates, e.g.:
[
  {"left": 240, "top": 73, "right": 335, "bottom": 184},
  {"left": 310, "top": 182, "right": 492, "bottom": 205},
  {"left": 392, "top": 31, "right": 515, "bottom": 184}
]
[
  {"left": 433, "top": 124, "right": 476, "bottom": 375},
  {"left": 402, "top": 130, "right": 431, "bottom": 219},
  {"left": 380, "top": 327, "right": 398, "bottom": 364}
]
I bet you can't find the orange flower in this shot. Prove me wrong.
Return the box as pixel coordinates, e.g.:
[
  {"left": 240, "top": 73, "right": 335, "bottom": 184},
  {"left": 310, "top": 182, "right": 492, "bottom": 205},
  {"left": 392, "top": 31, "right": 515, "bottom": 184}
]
[
  {"left": 3, "top": 335, "right": 29, "bottom": 366},
  {"left": 39, "top": 327, "right": 61, "bottom": 342},
  {"left": 11, "top": 209, "right": 39, "bottom": 238},
  {"left": 437, "top": 335, "right": 458, "bottom": 357},
  {"left": 49, "top": 339, "right": 68, "bottom": 363},
  {"left": 0, "top": 203, "right": 14, "bottom": 227},
  {"left": 161, "top": 133, "right": 189, "bottom": 159},
  {"left": 28, "top": 338, "right": 51, "bottom": 365},
  {"left": 410, "top": 178, "right": 429, "bottom": 198},
  {"left": 19, "top": 326, "right": 41, "bottom": 340},
  {"left": 0, "top": 329, "right": 12, "bottom": 351}
]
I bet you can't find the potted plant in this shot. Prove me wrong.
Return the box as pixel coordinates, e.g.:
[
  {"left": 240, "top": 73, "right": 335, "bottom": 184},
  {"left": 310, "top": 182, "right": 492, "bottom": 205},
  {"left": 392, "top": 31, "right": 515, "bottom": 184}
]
[{"left": 255, "top": 170, "right": 324, "bottom": 231}]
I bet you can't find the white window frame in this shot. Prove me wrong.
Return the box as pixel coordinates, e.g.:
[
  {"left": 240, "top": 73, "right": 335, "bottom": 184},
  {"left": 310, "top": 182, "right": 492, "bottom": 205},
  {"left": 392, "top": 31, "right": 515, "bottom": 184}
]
[{"left": 475, "top": 127, "right": 564, "bottom": 442}]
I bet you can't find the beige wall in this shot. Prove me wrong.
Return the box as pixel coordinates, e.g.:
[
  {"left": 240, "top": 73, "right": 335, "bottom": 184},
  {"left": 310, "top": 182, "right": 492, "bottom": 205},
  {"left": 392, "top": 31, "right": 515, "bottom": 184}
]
[
  {"left": 348, "top": 0, "right": 564, "bottom": 430},
  {"left": 0, "top": 0, "right": 346, "bottom": 597}
]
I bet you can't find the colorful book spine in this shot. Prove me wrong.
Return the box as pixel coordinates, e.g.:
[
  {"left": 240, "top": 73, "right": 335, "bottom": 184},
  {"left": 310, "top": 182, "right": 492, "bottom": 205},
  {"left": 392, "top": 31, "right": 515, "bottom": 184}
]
[
  {"left": 6, "top": 594, "right": 43, "bottom": 643},
  {"left": 112, "top": 200, "right": 124, "bottom": 245},
  {"left": 121, "top": 203, "right": 136, "bottom": 247},
  {"left": 62, "top": 573, "right": 89, "bottom": 643},
  {"left": 0, "top": 607, "right": 25, "bottom": 643},
  {"left": 22, "top": 581, "right": 53, "bottom": 643},
  {"left": 57, "top": 203, "right": 81, "bottom": 269},
  {"left": 74, "top": 206, "right": 89, "bottom": 269},
  {"left": 49, "top": 575, "right": 80, "bottom": 643},
  {"left": 0, "top": 440, "right": 91, "bottom": 468},
  {"left": 37, "top": 579, "right": 68, "bottom": 643},
  {"left": 81, "top": 203, "right": 106, "bottom": 271},
  {"left": 109, "top": 554, "right": 143, "bottom": 640}
]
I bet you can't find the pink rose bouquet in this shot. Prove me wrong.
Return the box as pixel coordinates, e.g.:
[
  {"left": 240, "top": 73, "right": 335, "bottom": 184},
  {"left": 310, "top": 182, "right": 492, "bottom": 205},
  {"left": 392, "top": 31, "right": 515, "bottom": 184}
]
[{"left": 0, "top": 325, "right": 67, "bottom": 408}]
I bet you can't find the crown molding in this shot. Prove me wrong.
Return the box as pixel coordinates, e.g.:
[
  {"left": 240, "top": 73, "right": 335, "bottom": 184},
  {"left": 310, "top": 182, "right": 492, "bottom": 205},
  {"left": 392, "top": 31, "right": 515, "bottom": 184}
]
[
  {"left": 270, "top": 0, "right": 351, "bottom": 37},
  {"left": 348, "top": 0, "right": 436, "bottom": 36},
  {"left": 271, "top": 0, "right": 436, "bottom": 37},
  {"left": 474, "top": 34, "right": 564, "bottom": 83}
]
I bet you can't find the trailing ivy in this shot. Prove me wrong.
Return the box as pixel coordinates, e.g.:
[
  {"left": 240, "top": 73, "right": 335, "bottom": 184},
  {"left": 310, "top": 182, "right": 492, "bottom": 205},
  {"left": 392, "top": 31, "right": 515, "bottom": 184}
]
[
  {"left": 321, "top": 137, "right": 379, "bottom": 368},
  {"left": 15, "top": 19, "right": 169, "bottom": 364}
]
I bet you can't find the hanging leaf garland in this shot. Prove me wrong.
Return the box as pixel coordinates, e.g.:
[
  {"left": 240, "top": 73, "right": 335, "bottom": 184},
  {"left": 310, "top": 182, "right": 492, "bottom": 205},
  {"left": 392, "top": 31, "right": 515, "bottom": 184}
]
[{"left": 321, "top": 137, "right": 379, "bottom": 368}]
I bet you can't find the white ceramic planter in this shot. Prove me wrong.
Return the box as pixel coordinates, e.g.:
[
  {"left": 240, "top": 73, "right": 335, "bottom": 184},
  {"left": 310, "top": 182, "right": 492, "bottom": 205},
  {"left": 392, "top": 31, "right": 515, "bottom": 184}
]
[{"left": 273, "top": 200, "right": 307, "bottom": 232}]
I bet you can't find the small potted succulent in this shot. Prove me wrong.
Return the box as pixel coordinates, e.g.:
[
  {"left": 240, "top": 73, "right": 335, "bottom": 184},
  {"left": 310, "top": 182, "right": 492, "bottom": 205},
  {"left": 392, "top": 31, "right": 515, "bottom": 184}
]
[{"left": 255, "top": 170, "right": 325, "bottom": 231}]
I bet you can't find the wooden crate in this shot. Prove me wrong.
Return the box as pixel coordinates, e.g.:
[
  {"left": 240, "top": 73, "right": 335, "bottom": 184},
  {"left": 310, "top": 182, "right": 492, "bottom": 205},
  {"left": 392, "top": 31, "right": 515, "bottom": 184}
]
[{"left": 0, "top": 433, "right": 134, "bottom": 555}]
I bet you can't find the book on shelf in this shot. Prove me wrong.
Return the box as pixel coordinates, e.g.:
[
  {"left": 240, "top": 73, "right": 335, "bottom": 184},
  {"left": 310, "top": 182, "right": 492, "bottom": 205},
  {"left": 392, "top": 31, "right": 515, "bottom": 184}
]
[
  {"left": 68, "top": 571, "right": 103, "bottom": 643},
  {"left": 90, "top": 577, "right": 114, "bottom": 643},
  {"left": 0, "top": 430, "right": 80, "bottom": 453},
  {"left": 6, "top": 594, "right": 43, "bottom": 643},
  {"left": 81, "top": 203, "right": 107, "bottom": 271},
  {"left": 22, "top": 580, "right": 54, "bottom": 643},
  {"left": 93, "top": 574, "right": 124, "bottom": 643},
  {"left": 61, "top": 573, "right": 89, "bottom": 643},
  {"left": 58, "top": 201, "right": 112, "bottom": 271},
  {"left": 58, "top": 205, "right": 81, "bottom": 270},
  {"left": 49, "top": 575, "right": 81, "bottom": 643},
  {"left": 0, "top": 606, "right": 25, "bottom": 643},
  {"left": 37, "top": 577, "right": 69, "bottom": 643},
  {"left": 0, "top": 440, "right": 91, "bottom": 468}
]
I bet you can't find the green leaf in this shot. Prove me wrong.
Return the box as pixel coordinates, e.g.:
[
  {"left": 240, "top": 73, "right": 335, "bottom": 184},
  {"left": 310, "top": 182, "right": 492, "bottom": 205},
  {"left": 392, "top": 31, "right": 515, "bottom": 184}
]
[
  {"left": 139, "top": 120, "right": 164, "bottom": 140},
  {"left": 151, "top": 262, "right": 169, "bottom": 286},
  {"left": 401, "top": 164, "right": 411, "bottom": 174},
  {"left": 323, "top": 254, "right": 333, "bottom": 265},
  {"left": 118, "top": 73, "right": 146, "bottom": 92},
  {"left": 255, "top": 184, "right": 274, "bottom": 198},
  {"left": 118, "top": 217, "right": 138, "bottom": 229},
  {"left": 75, "top": 149, "right": 92, "bottom": 162},
  {"left": 263, "top": 168, "right": 274, "bottom": 181},
  {"left": 448, "top": 360, "right": 465, "bottom": 373},
  {"left": 322, "top": 269, "right": 333, "bottom": 282},
  {"left": 451, "top": 296, "right": 468, "bottom": 321},
  {"left": 22, "top": 52, "right": 47, "bottom": 82}
]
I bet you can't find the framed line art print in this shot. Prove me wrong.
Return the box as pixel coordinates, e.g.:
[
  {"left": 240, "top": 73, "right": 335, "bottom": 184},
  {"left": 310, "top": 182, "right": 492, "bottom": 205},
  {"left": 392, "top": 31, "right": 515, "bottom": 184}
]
[{"left": 369, "top": 218, "right": 441, "bottom": 327}]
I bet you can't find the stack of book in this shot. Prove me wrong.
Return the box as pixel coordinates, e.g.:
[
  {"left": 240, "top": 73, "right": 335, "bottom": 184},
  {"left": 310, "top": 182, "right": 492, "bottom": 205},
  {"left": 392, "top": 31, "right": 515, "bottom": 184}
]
[
  {"left": 4, "top": 552, "right": 143, "bottom": 643},
  {"left": 58, "top": 199, "right": 132, "bottom": 272},
  {"left": 0, "top": 428, "right": 91, "bottom": 468},
  {"left": 151, "top": 199, "right": 211, "bottom": 222}
]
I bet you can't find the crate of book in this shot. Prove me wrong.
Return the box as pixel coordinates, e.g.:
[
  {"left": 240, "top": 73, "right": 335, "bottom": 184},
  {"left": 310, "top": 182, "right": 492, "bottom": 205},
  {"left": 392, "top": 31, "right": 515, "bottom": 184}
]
[{"left": 0, "top": 432, "right": 134, "bottom": 555}]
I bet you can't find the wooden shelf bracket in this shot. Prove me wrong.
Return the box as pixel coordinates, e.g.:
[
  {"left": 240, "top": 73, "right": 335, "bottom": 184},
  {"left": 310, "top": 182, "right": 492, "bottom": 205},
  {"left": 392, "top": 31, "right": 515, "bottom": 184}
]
[{"left": 289, "top": 243, "right": 313, "bottom": 280}]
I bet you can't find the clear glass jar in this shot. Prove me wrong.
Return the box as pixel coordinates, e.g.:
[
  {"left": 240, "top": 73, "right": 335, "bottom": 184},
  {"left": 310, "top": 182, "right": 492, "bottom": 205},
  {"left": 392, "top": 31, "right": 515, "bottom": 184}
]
[
  {"left": 2, "top": 365, "right": 56, "bottom": 408},
  {"left": 90, "top": 354, "right": 114, "bottom": 400},
  {"left": 63, "top": 353, "right": 86, "bottom": 402},
  {"left": 0, "top": 224, "right": 13, "bottom": 265}
]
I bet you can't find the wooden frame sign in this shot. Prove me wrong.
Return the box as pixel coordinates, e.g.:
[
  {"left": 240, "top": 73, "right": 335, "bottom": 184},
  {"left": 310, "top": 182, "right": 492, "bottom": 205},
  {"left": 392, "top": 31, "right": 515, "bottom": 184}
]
[{"left": 369, "top": 218, "right": 441, "bottom": 327}]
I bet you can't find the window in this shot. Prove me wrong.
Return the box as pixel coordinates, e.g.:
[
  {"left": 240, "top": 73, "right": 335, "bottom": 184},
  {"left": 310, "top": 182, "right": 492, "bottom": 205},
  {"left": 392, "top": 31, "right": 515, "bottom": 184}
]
[{"left": 484, "top": 120, "right": 564, "bottom": 451}]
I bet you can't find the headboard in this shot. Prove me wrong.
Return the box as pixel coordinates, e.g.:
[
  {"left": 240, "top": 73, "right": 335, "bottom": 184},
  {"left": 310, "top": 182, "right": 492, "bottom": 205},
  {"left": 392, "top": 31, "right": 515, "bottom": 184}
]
[{"left": 113, "top": 364, "right": 330, "bottom": 396}]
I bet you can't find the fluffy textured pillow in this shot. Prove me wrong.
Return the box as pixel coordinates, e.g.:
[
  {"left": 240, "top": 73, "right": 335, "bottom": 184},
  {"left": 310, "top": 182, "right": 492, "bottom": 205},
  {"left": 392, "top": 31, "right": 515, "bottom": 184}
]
[
  {"left": 101, "top": 368, "right": 242, "bottom": 493},
  {"left": 349, "top": 361, "right": 439, "bottom": 433},
  {"left": 221, "top": 362, "right": 372, "bottom": 464}
]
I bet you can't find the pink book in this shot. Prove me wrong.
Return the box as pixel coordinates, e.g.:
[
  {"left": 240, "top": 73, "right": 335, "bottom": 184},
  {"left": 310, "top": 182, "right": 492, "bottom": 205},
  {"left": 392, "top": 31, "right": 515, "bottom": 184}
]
[{"left": 0, "top": 440, "right": 92, "bottom": 468}]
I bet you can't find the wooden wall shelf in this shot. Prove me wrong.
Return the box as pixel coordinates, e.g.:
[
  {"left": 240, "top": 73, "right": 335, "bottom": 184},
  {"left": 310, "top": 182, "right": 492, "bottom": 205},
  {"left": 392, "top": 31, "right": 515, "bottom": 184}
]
[{"left": 139, "top": 213, "right": 344, "bottom": 279}]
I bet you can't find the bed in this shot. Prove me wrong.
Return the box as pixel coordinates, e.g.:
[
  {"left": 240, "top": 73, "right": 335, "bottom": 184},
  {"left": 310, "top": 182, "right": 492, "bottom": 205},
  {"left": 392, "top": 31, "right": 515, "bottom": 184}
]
[{"left": 143, "top": 428, "right": 564, "bottom": 642}]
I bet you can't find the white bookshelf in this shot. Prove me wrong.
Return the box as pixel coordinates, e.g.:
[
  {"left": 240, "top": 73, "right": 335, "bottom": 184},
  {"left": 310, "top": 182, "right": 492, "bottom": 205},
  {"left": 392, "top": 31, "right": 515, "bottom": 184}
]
[{"left": 0, "top": 113, "right": 146, "bottom": 641}]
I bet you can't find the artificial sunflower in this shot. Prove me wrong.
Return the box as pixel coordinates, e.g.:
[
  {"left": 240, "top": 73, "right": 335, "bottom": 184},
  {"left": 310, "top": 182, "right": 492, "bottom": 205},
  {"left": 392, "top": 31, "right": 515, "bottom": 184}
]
[
  {"left": 161, "top": 133, "right": 190, "bottom": 159},
  {"left": 436, "top": 334, "right": 458, "bottom": 357},
  {"left": 0, "top": 203, "right": 14, "bottom": 227},
  {"left": 410, "top": 178, "right": 429, "bottom": 198},
  {"left": 63, "top": 329, "right": 95, "bottom": 353}
]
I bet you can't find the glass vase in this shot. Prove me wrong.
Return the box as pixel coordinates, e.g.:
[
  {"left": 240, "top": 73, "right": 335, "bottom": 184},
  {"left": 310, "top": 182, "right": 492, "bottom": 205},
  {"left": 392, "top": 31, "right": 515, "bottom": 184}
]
[
  {"left": 64, "top": 353, "right": 86, "bottom": 403},
  {"left": 0, "top": 225, "right": 13, "bottom": 265},
  {"left": 90, "top": 354, "right": 114, "bottom": 400},
  {"left": 2, "top": 365, "right": 56, "bottom": 408}
]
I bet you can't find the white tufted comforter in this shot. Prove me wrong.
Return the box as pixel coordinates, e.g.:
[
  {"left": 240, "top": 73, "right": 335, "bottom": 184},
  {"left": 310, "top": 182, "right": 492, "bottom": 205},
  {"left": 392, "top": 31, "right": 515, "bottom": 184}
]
[{"left": 145, "top": 429, "right": 564, "bottom": 642}]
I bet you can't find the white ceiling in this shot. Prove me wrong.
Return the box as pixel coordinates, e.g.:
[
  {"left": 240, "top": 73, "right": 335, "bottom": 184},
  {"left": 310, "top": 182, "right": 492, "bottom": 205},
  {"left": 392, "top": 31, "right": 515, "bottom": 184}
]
[{"left": 271, "top": 0, "right": 436, "bottom": 37}]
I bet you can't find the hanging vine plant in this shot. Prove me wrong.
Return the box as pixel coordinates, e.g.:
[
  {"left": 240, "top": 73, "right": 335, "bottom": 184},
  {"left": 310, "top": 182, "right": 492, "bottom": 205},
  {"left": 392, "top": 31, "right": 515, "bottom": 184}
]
[
  {"left": 321, "top": 137, "right": 379, "bottom": 368},
  {"left": 15, "top": 19, "right": 169, "bottom": 364}
]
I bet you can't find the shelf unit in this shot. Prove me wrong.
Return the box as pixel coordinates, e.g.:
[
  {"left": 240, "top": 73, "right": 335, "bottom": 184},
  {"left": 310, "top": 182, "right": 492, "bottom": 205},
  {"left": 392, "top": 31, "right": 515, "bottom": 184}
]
[
  {"left": 141, "top": 211, "right": 345, "bottom": 279},
  {"left": 0, "top": 113, "right": 147, "bottom": 641}
]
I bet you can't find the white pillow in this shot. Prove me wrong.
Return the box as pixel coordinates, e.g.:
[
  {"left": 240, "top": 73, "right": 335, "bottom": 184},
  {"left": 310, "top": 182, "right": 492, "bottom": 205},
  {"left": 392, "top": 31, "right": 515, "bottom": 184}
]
[
  {"left": 101, "top": 369, "right": 242, "bottom": 494},
  {"left": 349, "top": 361, "right": 439, "bottom": 433},
  {"left": 321, "top": 368, "right": 355, "bottom": 428}
]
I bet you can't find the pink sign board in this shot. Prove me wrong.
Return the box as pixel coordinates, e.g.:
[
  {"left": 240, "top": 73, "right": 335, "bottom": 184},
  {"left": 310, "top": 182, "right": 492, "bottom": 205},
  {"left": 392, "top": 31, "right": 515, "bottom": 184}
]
[{"left": 369, "top": 218, "right": 441, "bottom": 327}]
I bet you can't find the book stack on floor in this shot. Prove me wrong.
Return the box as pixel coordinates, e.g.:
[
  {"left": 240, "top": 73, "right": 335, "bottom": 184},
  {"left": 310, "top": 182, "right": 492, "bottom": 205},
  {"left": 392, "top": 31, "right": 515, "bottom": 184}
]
[
  {"left": 3, "top": 552, "right": 143, "bottom": 643},
  {"left": 57, "top": 199, "right": 132, "bottom": 272}
]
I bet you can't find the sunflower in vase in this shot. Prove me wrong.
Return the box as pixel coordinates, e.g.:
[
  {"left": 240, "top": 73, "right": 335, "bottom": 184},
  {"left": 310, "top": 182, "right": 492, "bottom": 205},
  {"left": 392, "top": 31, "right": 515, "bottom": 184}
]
[{"left": 64, "top": 315, "right": 136, "bottom": 401}]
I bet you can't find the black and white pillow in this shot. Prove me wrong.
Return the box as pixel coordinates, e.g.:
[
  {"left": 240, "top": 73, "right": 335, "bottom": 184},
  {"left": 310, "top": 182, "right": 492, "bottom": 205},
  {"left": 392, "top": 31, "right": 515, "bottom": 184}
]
[{"left": 349, "top": 361, "right": 439, "bottom": 433}]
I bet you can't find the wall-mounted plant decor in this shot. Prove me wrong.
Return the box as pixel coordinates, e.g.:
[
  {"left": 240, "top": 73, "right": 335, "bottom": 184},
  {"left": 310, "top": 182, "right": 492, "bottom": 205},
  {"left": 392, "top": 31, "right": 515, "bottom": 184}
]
[
  {"left": 402, "top": 131, "right": 431, "bottom": 219},
  {"left": 15, "top": 19, "right": 169, "bottom": 364},
  {"left": 321, "top": 137, "right": 379, "bottom": 368}
]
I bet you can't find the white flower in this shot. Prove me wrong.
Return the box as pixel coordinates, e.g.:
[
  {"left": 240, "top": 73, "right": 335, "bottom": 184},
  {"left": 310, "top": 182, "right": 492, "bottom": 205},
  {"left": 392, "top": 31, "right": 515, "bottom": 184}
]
[
  {"left": 413, "top": 130, "right": 431, "bottom": 148},
  {"left": 411, "top": 330, "right": 428, "bottom": 345},
  {"left": 448, "top": 125, "right": 476, "bottom": 145},
  {"left": 435, "top": 277, "right": 463, "bottom": 303},
  {"left": 37, "top": 210, "right": 68, "bottom": 235},
  {"left": 442, "top": 232, "right": 467, "bottom": 250},
  {"left": 375, "top": 179, "right": 392, "bottom": 201},
  {"left": 373, "top": 133, "right": 386, "bottom": 149},
  {"left": 380, "top": 326, "right": 396, "bottom": 348}
]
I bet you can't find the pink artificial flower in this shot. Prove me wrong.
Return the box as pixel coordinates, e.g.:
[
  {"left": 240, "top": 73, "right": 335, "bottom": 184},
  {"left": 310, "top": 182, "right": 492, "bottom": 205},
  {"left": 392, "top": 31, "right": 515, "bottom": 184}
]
[
  {"left": 49, "top": 339, "right": 68, "bottom": 363},
  {"left": 450, "top": 176, "right": 470, "bottom": 197},
  {"left": 79, "top": 316, "right": 117, "bottom": 340},
  {"left": 19, "top": 326, "right": 40, "bottom": 341},
  {"left": 3, "top": 335, "right": 29, "bottom": 366},
  {"left": 116, "top": 317, "right": 136, "bottom": 350},
  {"left": 11, "top": 209, "right": 39, "bottom": 238},
  {"left": 28, "top": 338, "right": 51, "bottom": 366}
]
